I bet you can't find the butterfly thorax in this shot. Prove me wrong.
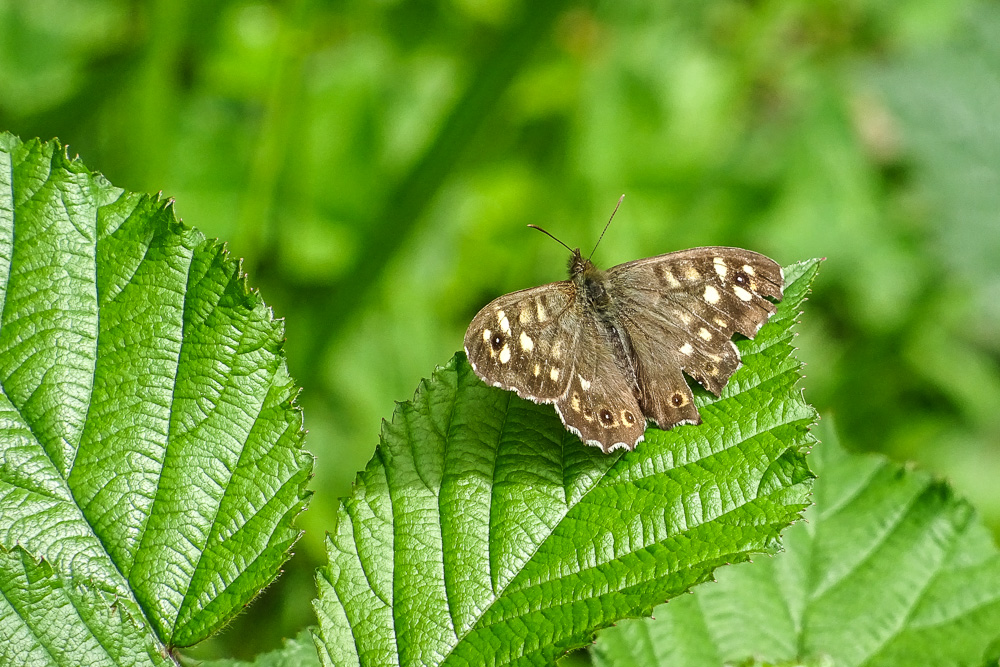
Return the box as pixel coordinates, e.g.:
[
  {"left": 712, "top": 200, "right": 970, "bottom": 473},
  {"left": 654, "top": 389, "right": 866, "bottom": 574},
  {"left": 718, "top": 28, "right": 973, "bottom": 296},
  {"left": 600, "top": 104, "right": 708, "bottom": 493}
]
[{"left": 569, "top": 250, "right": 612, "bottom": 311}]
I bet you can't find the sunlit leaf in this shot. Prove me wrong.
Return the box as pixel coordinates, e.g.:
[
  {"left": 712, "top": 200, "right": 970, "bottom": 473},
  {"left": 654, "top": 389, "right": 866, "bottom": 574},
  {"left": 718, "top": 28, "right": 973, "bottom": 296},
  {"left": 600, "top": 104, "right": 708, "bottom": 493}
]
[
  {"left": 0, "top": 134, "right": 313, "bottom": 655},
  {"left": 591, "top": 426, "right": 1000, "bottom": 667},
  {"left": 0, "top": 546, "right": 169, "bottom": 667}
]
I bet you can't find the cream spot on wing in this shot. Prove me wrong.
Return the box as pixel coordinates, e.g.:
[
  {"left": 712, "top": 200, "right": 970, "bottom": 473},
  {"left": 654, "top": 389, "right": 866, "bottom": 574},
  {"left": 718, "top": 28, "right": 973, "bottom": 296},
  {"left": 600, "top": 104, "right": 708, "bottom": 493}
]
[
  {"left": 520, "top": 331, "right": 534, "bottom": 352},
  {"left": 698, "top": 327, "right": 712, "bottom": 341},
  {"left": 675, "top": 311, "right": 692, "bottom": 325},
  {"left": 664, "top": 269, "right": 681, "bottom": 287},
  {"left": 733, "top": 285, "right": 753, "bottom": 302},
  {"left": 536, "top": 301, "right": 548, "bottom": 322},
  {"left": 498, "top": 312, "right": 511, "bottom": 334},
  {"left": 533, "top": 363, "right": 541, "bottom": 377},
  {"left": 714, "top": 317, "right": 727, "bottom": 328},
  {"left": 743, "top": 264, "right": 756, "bottom": 276},
  {"left": 499, "top": 345, "right": 511, "bottom": 364},
  {"left": 571, "top": 393, "right": 581, "bottom": 412},
  {"left": 578, "top": 375, "right": 591, "bottom": 391},
  {"left": 550, "top": 367, "right": 560, "bottom": 382},
  {"left": 483, "top": 328, "right": 492, "bottom": 342},
  {"left": 684, "top": 265, "right": 700, "bottom": 280},
  {"left": 519, "top": 308, "right": 532, "bottom": 325},
  {"left": 680, "top": 342, "right": 694, "bottom": 355},
  {"left": 551, "top": 340, "right": 562, "bottom": 359},
  {"left": 713, "top": 257, "right": 727, "bottom": 278},
  {"left": 704, "top": 285, "right": 720, "bottom": 304}
]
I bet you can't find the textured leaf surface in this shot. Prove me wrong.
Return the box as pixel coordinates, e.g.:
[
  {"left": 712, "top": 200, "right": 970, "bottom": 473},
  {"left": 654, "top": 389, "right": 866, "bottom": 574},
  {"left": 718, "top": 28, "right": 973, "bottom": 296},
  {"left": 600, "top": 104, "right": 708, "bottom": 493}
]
[
  {"left": 591, "top": 426, "right": 1000, "bottom": 667},
  {"left": 0, "top": 134, "right": 313, "bottom": 652},
  {"left": 196, "top": 629, "right": 321, "bottom": 667},
  {"left": 0, "top": 546, "right": 170, "bottom": 667},
  {"left": 313, "top": 260, "right": 820, "bottom": 665}
]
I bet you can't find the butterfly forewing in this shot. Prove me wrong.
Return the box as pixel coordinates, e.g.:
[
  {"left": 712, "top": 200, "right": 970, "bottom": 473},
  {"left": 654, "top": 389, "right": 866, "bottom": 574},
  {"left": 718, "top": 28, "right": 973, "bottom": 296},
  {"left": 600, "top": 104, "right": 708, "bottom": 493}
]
[{"left": 463, "top": 282, "right": 580, "bottom": 401}]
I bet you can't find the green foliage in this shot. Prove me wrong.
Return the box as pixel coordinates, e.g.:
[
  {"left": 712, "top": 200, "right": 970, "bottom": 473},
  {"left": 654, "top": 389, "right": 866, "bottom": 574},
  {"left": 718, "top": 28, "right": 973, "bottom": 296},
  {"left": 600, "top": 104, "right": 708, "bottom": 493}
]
[
  {"left": 10, "top": 2, "right": 998, "bottom": 536},
  {"left": 313, "top": 260, "right": 818, "bottom": 665},
  {"left": 6, "top": 0, "right": 1000, "bottom": 660},
  {"left": 0, "top": 135, "right": 312, "bottom": 656},
  {"left": 193, "top": 629, "right": 320, "bottom": 667},
  {"left": 0, "top": 546, "right": 170, "bottom": 667},
  {"left": 591, "top": 425, "right": 1000, "bottom": 667}
]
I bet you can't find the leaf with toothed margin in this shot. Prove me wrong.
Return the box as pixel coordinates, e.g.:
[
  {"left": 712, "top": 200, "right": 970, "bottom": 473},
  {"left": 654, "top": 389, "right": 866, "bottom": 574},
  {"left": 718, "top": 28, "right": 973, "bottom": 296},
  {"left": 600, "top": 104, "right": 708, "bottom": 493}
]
[
  {"left": 313, "top": 259, "right": 821, "bottom": 665},
  {"left": 590, "top": 423, "right": 1000, "bottom": 667},
  {"left": 0, "top": 133, "right": 313, "bottom": 658}
]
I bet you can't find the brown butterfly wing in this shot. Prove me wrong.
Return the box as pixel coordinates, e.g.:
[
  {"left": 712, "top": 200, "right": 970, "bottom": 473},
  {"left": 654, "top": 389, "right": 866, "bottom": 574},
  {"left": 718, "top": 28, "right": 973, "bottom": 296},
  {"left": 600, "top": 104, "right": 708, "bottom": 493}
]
[
  {"left": 464, "top": 281, "right": 581, "bottom": 402},
  {"left": 552, "top": 314, "right": 645, "bottom": 452},
  {"left": 606, "top": 247, "right": 783, "bottom": 430}
]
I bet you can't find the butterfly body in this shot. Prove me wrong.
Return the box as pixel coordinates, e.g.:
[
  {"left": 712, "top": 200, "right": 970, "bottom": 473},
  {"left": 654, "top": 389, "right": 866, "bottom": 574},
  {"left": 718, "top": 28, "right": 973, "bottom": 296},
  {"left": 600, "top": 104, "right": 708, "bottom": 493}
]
[
  {"left": 464, "top": 246, "right": 783, "bottom": 453},
  {"left": 569, "top": 251, "right": 640, "bottom": 395},
  {"left": 573, "top": 252, "right": 612, "bottom": 309}
]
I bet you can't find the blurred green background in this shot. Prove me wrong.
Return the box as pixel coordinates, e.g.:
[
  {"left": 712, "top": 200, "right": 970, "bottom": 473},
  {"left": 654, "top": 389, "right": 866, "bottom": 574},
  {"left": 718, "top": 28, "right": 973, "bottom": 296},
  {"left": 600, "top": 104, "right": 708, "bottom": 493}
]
[{"left": 4, "top": 0, "right": 999, "bottom": 660}]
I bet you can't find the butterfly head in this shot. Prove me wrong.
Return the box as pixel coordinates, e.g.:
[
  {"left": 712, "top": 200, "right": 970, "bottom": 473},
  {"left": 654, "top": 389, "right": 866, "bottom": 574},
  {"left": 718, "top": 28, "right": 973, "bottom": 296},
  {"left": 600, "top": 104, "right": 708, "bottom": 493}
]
[
  {"left": 568, "top": 248, "right": 613, "bottom": 310},
  {"left": 568, "top": 248, "right": 592, "bottom": 278}
]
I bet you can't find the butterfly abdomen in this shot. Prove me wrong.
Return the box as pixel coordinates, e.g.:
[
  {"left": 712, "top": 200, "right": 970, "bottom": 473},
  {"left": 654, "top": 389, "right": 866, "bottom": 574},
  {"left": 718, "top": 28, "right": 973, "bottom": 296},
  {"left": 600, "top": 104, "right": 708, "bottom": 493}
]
[{"left": 601, "top": 319, "right": 642, "bottom": 400}]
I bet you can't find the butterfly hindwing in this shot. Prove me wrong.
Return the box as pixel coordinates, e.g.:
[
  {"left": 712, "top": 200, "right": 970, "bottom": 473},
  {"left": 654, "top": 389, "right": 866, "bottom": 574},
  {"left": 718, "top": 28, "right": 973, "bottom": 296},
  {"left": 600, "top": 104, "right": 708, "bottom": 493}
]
[{"left": 553, "top": 316, "right": 646, "bottom": 452}]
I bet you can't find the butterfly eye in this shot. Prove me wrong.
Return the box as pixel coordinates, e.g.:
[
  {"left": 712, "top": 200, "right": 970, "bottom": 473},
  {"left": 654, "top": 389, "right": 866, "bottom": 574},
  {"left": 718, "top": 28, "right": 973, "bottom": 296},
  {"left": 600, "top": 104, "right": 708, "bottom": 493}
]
[
  {"left": 734, "top": 271, "right": 749, "bottom": 286},
  {"left": 671, "top": 392, "right": 685, "bottom": 407},
  {"left": 490, "top": 333, "right": 505, "bottom": 350},
  {"left": 599, "top": 409, "right": 614, "bottom": 425}
]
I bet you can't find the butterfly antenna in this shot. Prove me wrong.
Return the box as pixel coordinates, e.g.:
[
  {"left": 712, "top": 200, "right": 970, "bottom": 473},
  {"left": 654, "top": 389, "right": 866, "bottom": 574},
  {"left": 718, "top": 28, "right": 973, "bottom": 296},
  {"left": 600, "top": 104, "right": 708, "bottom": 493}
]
[
  {"left": 589, "top": 194, "right": 625, "bottom": 260},
  {"left": 527, "top": 224, "right": 574, "bottom": 253}
]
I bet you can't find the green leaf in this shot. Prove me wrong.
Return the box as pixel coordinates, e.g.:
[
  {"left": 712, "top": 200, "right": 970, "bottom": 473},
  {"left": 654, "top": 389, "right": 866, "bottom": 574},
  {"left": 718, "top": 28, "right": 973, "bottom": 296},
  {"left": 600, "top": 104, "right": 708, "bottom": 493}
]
[
  {"left": 192, "top": 629, "right": 321, "bottom": 667},
  {"left": 313, "top": 260, "right": 821, "bottom": 665},
  {"left": 590, "top": 425, "right": 1000, "bottom": 667},
  {"left": 0, "top": 134, "right": 313, "bottom": 652},
  {"left": 0, "top": 546, "right": 171, "bottom": 666}
]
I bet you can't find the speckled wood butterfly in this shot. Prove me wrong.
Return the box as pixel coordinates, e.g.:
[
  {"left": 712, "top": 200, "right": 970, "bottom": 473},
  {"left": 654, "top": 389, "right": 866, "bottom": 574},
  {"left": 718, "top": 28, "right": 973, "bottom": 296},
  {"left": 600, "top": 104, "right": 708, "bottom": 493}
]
[{"left": 464, "top": 200, "right": 784, "bottom": 453}]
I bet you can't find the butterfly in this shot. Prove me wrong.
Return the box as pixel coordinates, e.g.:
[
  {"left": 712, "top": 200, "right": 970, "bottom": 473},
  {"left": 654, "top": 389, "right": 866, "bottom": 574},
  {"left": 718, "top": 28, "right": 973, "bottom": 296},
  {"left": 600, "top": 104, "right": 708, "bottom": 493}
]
[{"left": 463, "top": 200, "right": 784, "bottom": 453}]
